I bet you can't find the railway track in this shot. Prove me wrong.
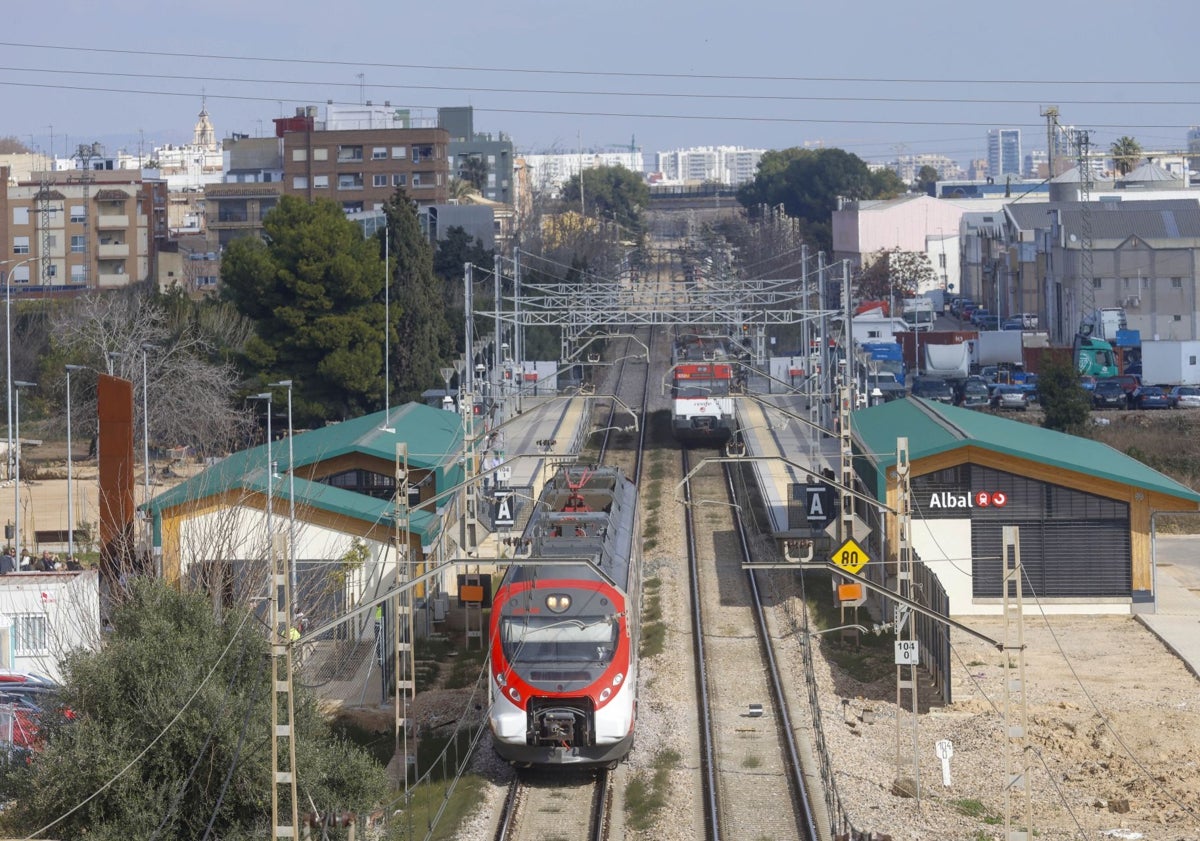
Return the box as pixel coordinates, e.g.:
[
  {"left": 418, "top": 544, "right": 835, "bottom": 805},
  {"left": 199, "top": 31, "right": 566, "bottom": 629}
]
[
  {"left": 682, "top": 448, "right": 819, "bottom": 840},
  {"left": 493, "top": 322, "right": 653, "bottom": 841}
]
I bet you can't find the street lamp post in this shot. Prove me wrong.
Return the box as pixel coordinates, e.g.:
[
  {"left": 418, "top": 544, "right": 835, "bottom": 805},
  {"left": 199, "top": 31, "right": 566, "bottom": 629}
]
[
  {"left": 3, "top": 256, "right": 41, "bottom": 481},
  {"left": 12, "top": 380, "right": 35, "bottom": 562},
  {"left": 65, "top": 364, "right": 87, "bottom": 562},
  {"left": 268, "top": 380, "right": 296, "bottom": 615}
]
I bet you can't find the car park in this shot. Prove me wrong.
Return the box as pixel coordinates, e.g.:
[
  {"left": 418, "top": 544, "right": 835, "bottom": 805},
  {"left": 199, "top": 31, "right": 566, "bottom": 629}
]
[
  {"left": 1167, "top": 385, "right": 1200, "bottom": 409},
  {"left": 1092, "top": 379, "right": 1127, "bottom": 409},
  {"left": 1128, "top": 385, "right": 1170, "bottom": 410},
  {"left": 990, "top": 384, "right": 1029, "bottom": 411}
]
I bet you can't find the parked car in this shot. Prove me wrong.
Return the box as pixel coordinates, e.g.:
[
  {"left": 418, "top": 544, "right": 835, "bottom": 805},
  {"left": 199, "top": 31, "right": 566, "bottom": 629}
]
[
  {"left": 1079, "top": 375, "right": 1097, "bottom": 391},
  {"left": 990, "top": 384, "right": 1029, "bottom": 411},
  {"left": 1110, "top": 374, "right": 1142, "bottom": 396},
  {"left": 910, "top": 376, "right": 956, "bottom": 404},
  {"left": 1168, "top": 385, "right": 1200, "bottom": 409},
  {"left": 957, "top": 376, "right": 990, "bottom": 407},
  {"left": 1001, "top": 317, "right": 1024, "bottom": 331},
  {"left": 1092, "top": 379, "right": 1127, "bottom": 409},
  {"left": 959, "top": 302, "right": 979, "bottom": 322},
  {"left": 975, "top": 314, "right": 1000, "bottom": 331},
  {"left": 952, "top": 298, "right": 974, "bottom": 319},
  {"left": 969, "top": 308, "right": 992, "bottom": 327},
  {"left": 1129, "top": 385, "right": 1171, "bottom": 410}
]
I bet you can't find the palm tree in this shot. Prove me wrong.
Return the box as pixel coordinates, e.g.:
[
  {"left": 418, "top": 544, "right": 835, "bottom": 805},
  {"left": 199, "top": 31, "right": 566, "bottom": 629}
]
[
  {"left": 459, "top": 155, "right": 489, "bottom": 192},
  {"left": 1109, "top": 136, "right": 1143, "bottom": 176},
  {"left": 448, "top": 177, "right": 477, "bottom": 203}
]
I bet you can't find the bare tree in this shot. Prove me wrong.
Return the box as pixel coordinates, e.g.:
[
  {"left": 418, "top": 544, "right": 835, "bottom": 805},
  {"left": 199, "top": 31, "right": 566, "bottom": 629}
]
[{"left": 49, "top": 288, "right": 252, "bottom": 456}]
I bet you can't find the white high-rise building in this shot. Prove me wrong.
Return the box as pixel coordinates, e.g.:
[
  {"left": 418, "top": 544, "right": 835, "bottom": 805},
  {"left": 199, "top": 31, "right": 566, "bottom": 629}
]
[
  {"left": 987, "top": 129, "right": 1022, "bottom": 178},
  {"left": 655, "top": 146, "right": 764, "bottom": 186},
  {"left": 521, "top": 150, "right": 645, "bottom": 194}
]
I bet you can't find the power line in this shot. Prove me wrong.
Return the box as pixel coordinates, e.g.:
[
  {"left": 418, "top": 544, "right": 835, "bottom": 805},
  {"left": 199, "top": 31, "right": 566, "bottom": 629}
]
[
  {"left": 0, "top": 79, "right": 1196, "bottom": 133},
  {"left": 2, "top": 64, "right": 1196, "bottom": 108},
  {"left": 2, "top": 41, "right": 1197, "bottom": 86}
]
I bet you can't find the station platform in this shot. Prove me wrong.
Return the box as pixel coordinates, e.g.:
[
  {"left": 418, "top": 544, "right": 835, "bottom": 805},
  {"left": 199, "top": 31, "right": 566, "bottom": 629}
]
[{"left": 734, "top": 393, "right": 840, "bottom": 535}]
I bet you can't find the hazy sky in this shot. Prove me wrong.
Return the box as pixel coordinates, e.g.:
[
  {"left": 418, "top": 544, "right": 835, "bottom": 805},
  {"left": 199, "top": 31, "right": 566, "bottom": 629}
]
[{"left": 2, "top": 0, "right": 1197, "bottom": 168}]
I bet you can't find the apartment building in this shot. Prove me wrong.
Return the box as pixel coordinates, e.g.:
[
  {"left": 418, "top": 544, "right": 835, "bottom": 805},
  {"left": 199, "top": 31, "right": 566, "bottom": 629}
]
[
  {"left": 279, "top": 108, "right": 451, "bottom": 211},
  {"left": 0, "top": 165, "right": 167, "bottom": 293}
]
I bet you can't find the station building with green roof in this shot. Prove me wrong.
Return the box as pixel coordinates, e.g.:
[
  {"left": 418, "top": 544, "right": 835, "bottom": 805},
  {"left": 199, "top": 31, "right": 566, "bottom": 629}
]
[
  {"left": 143, "top": 404, "right": 465, "bottom": 618},
  {"left": 850, "top": 398, "right": 1200, "bottom": 615}
]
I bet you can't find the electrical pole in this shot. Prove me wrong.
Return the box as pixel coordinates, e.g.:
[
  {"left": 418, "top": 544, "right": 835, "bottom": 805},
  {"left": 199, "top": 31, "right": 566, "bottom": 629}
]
[
  {"left": 1002, "top": 525, "right": 1033, "bottom": 840},
  {"left": 893, "top": 437, "right": 920, "bottom": 802},
  {"left": 393, "top": 443, "right": 415, "bottom": 780}
]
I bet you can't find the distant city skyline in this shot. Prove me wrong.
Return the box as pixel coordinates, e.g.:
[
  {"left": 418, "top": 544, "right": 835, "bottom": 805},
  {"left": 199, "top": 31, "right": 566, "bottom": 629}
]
[{"left": 1, "top": 1, "right": 1196, "bottom": 171}]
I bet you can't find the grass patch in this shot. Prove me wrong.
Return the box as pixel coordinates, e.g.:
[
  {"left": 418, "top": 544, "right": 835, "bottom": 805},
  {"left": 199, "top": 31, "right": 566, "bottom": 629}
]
[
  {"left": 952, "top": 797, "right": 1002, "bottom": 825},
  {"left": 640, "top": 576, "right": 665, "bottom": 657},
  {"left": 332, "top": 717, "right": 396, "bottom": 766},
  {"left": 386, "top": 772, "right": 487, "bottom": 841},
  {"left": 625, "top": 749, "right": 680, "bottom": 831},
  {"left": 742, "top": 754, "right": 761, "bottom": 768},
  {"left": 801, "top": 570, "right": 895, "bottom": 683}
]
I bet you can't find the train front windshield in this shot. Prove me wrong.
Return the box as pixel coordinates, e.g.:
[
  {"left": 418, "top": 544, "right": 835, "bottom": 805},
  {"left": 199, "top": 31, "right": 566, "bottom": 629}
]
[
  {"left": 674, "top": 379, "right": 731, "bottom": 399},
  {"left": 501, "top": 616, "right": 618, "bottom": 665}
]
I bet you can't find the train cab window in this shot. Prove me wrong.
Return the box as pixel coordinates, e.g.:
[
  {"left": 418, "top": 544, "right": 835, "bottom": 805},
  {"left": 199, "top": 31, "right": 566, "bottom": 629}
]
[{"left": 501, "top": 616, "right": 618, "bottom": 664}]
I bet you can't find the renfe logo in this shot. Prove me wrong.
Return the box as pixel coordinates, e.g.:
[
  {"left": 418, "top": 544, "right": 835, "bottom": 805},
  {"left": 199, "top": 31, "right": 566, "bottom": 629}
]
[{"left": 928, "top": 491, "right": 1008, "bottom": 509}]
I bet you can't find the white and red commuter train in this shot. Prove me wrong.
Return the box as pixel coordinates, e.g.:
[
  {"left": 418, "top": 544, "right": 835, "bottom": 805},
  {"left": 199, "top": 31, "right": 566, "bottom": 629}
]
[
  {"left": 489, "top": 465, "right": 641, "bottom": 767},
  {"left": 671, "top": 332, "right": 739, "bottom": 446}
]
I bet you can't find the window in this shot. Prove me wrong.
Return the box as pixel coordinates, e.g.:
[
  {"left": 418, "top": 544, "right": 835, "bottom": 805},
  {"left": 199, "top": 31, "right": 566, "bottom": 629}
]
[
  {"left": 70, "top": 205, "right": 86, "bottom": 223},
  {"left": 292, "top": 149, "right": 307, "bottom": 162},
  {"left": 372, "top": 174, "right": 388, "bottom": 188},
  {"left": 12, "top": 207, "right": 28, "bottom": 225},
  {"left": 312, "top": 175, "right": 329, "bottom": 189},
  {"left": 12, "top": 236, "right": 29, "bottom": 255},
  {"left": 392, "top": 174, "right": 407, "bottom": 187},
  {"left": 1173, "top": 277, "right": 1183, "bottom": 288},
  {"left": 70, "top": 235, "right": 85, "bottom": 253},
  {"left": 372, "top": 147, "right": 388, "bottom": 160},
  {"left": 313, "top": 148, "right": 328, "bottom": 161},
  {"left": 338, "top": 173, "right": 363, "bottom": 190},
  {"left": 939, "top": 254, "right": 947, "bottom": 268},
  {"left": 1174, "top": 314, "right": 1183, "bottom": 322},
  {"left": 391, "top": 146, "right": 406, "bottom": 159},
  {"left": 11, "top": 266, "right": 30, "bottom": 282},
  {"left": 341, "top": 201, "right": 364, "bottom": 213},
  {"left": 14, "top": 614, "right": 47, "bottom": 654},
  {"left": 46, "top": 264, "right": 57, "bottom": 278},
  {"left": 1092, "top": 277, "right": 1103, "bottom": 288},
  {"left": 412, "top": 173, "right": 421, "bottom": 187},
  {"left": 292, "top": 176, "right": 308, "bottom": 189},
  {"left": 412, "top": 145, "right": 433, "bottom": 163},
  {"left": 47, "top": 235, "right": 57, "bottom": 249},
  {"left": 70, "top": 264, "right": 86, "bottom": 282},
  {"left": 337, "top": 145, "right": 363, "bottom": 163}
]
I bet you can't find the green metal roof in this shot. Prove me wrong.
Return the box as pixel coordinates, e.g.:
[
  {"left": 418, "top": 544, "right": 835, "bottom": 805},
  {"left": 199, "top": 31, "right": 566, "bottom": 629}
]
[
  {"left": 852, "top": 398, "right": 1200, "bottom": 507},
  {"left": 145, "top": 404, "right": 464, "bottom": 541}
]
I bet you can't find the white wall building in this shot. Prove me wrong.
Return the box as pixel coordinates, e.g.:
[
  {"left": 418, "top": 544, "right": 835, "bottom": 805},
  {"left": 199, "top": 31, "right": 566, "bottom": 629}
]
[
  {"left": 0, "top": 571, "right": 101, "bottom": 683},
  {"left": 521, "top": 151, "right": 646, "bottom": 194},
  {"left": 654, "top": 146, "right": 764, "bottom": 186}
]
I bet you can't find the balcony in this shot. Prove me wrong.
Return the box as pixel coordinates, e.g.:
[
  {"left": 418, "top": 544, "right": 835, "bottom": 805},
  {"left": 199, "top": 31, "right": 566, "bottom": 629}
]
[
  {"left": 97, "top": 242, "right": 129, "bottom": 259},
  {"left": 96, "top": 214, "right": 129, "bottom": 228},
  {"left": 97, "top": 271, "right": 133, "bottom": 288}
]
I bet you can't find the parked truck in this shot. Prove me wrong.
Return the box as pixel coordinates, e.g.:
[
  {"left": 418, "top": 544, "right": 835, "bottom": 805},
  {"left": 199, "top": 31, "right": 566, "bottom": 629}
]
[
  {"left": 1140, "top": 340, "right": 1200, "bottom": 386},
  {"left": 968, "top": 331, "right": 1023, "bottom": 369},
  {"left": 1073, "top": 334, "right": 1119, "bottom": 378},
  {"left": 924, "top": 342, "right": 971, "bottom": 381},
  {"left": 860, "top": 341, "right": 907, "bottom": 387}
]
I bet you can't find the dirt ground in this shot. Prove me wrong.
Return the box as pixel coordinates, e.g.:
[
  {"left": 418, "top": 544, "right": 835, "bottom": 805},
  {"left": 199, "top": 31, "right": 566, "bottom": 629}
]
[{"left": 816, "top": 598, "right": 1200, "bottom": 840}]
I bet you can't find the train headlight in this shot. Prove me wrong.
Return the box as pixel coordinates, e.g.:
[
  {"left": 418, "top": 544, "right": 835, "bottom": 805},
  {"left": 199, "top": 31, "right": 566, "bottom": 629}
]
[
  {"left": 545, "top": 593, "right": 571, "bottom": 613},
  {"left": 599, "top": 687, "right": 612, "bottom": 702},
  {"left": 612, "top": 673, "right": 623, "bottom": 686},
  {"left": 495, "top": 671, "right": 506, "bottom": 686},
  {"left": 508, "top": 687, "right": 522, "bottom": 703}
]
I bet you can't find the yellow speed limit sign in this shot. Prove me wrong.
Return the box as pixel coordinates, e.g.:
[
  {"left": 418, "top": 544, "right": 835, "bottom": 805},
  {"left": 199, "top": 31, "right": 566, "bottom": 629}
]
[{"left": 831, "top": 537, "right": 870, "bottom": 575}]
